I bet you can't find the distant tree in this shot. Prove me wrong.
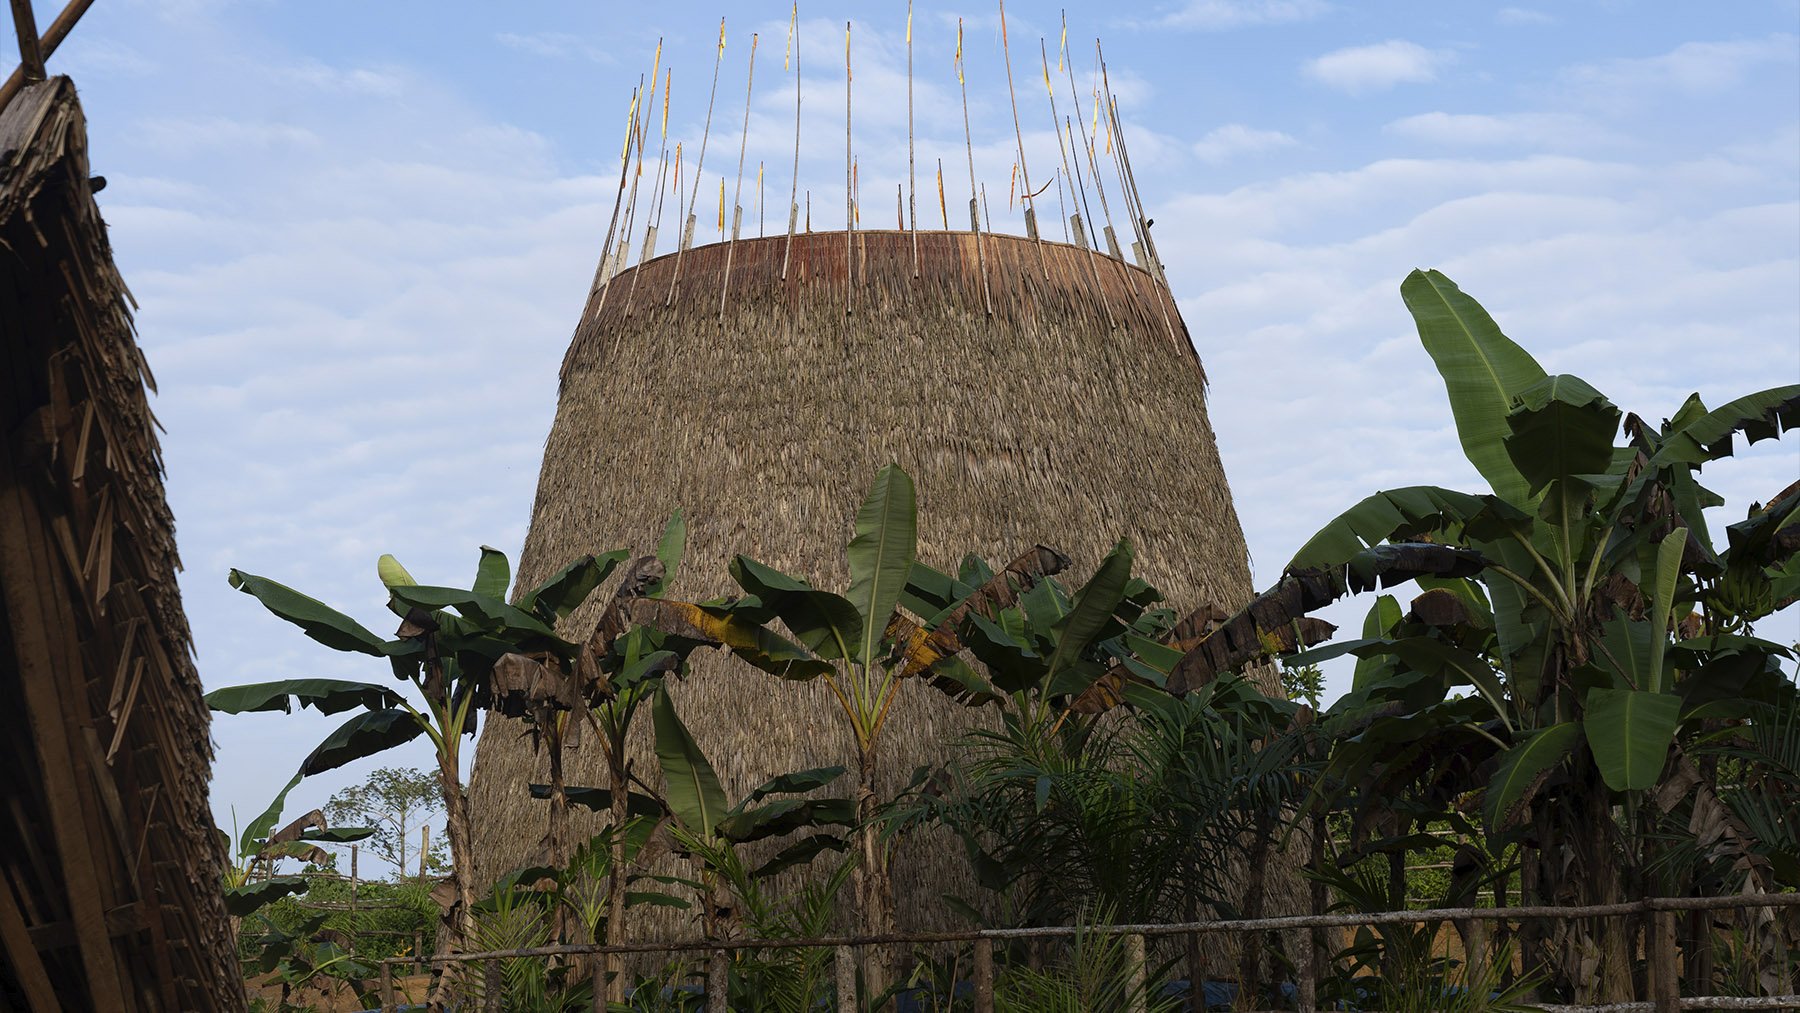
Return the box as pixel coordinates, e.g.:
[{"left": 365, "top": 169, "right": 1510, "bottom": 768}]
[{"left": 325, "top": 766, "right": 446, "bottom": 878}]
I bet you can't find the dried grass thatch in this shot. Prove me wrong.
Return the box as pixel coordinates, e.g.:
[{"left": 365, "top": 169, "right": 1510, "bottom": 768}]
[
  {"left": 468, "top": 228, "right": 1287, "bottom": 946},
  {"left": 0, "top": 78, "right": 241, "bottom": 1011}
]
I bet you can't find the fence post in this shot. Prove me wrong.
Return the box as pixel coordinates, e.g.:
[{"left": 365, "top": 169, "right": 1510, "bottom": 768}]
[
  {"left": 1296, "top": 926, "right": 1316, "bottom": 1013},
  {"left": 835, "top": 944, "right": 857, "bottom": 1013},
  {"left": 380, "top": 960, "right": 395, "bottom": 1013},
  {"left": 484, "top": 957, "right": 502, "bottom": 1013},
  {"left": 707, "top": 950, "right": 728, "bottom": 1013},
  {"left": 1652, "top": 908, "right": 1679, "bottom": 1011},
  {"left": 1125, "top": 933, "right": 1148, "bottom": 1013},
  {"left": 973, "top": 936, "right": 995, "bottom": 1013},
  {"left": 1466, "top": 917, "right": 1489, "bottom": 986}
]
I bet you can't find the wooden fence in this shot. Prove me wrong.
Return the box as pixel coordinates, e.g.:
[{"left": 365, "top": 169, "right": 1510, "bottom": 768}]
[{"left": 377, "top": 892, "right": 1799, "bottom": 1012}]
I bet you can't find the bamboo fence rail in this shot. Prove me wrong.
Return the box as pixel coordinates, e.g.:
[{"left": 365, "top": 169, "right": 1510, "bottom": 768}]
[{"left": 379, "top": 893, "right": 1800, "bottom": 1013}]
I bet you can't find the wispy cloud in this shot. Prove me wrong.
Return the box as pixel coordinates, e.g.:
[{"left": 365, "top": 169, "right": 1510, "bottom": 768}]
[
  {"left": 496, "top": 31, "right": 616, "bottom": 64},
  {"left": 1384, "top": 111, "right": 1608, "bottom": 150},
  {"left": 1304, "top": 40, "right": 1452, "bottom": 94},
  {"left": 1154, "top": 0, "right": 1330, "bottom": 30},
  {"left": 1496, "top": 7, "right": 1556, "bottom": 26},
  {"left": 1564, "top": 34, "right": 1798, "bottom": 99},
  {"left": 1193, "top": 124, "right": 1298, "bottom": 163}
]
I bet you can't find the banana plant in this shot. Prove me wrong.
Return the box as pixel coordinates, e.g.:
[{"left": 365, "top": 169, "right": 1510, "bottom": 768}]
[
  {"left": 208, "top": 545, "right": 626, "bottom": 956},
  {"left": 1279, "top": 269, "right": 1799, "bottom": 1000}
]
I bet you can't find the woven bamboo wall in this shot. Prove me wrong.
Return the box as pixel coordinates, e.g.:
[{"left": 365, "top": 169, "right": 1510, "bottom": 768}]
[{"left": 468, "top": 228, "right": 1270, "bottom": 939}]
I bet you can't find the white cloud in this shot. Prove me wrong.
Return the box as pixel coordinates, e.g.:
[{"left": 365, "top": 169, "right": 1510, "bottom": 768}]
[
  {"left": 1155, "top": 0, "right": 1331, "bottom": 29},
  {"left": 495, "top": 31, "right": 616, "bottom": 64},
  {"left": 1304, "top": 40, "right": 1452, "bottom": 94},
  {"left": 1495, "top": 7, "right": 1556, "bottom": 26},
  {"left": 1565, "top": 34, "right": 1798, "bottom": 99},
  {"left": 1193, "top": 123, "right": 1298, "bottom": 163},
  {"left": 1384, "top": 111, "right": 1607, "bottom": 149}
]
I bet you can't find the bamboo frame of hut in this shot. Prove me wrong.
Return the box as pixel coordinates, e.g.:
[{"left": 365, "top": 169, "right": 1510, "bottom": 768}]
[
  {"left": 467, "top": 230, "right": 1270, "bottom": 952},
  {"left": 1, "top": 76, "right": 241, "bottom": 1012}
]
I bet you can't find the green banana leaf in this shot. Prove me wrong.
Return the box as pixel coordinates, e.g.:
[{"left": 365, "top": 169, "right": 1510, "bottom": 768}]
[
  {"left": 649, "top": 510, "right": 686, "bottom": 598},
  {"left": 652, "top": 689, "right": 728, "bottom": 839},
  {"left": 521, "top": 551, "right": 627, "bottom": 622},
  {"left": 228, "top": 569, "right": 389, "bottom": 656},
  {"left": 1583, "top": 688, "right": 1681, "bottom": 791},
  {"left": 472, "top": 546, "right": 511, "bottom": 600},
  {"left": 846, "top": 463, "right": 918, "bottom": 665},
  {"left": 1502, "top": 374, "right": 1620, "bottom": 496},
  {"left": 1483, "top": 722, "right": 1580, "bottom": 831},
  {"left": 1401, "top": 269, "right": 1547, "bottom": 507},
  {"left": 729, "top": 556, "right": 863, "bottom": 662},
  {"left": 224, "top": 876, "right": 311, "bottom": 917},
  {"left": 300, "top": 708, "right": 426, "bottom": 776},
  {"left": 1651, "top": 384, "right": 1800, "bottom": 466},
  {"left": 1041, "top": 540, "right": 1134, "bottom": 698},
  {"left": 1288, "top": 486, "right": 1490, "bottom": 571},
  {"left": 205, "top": 678, "right": 401, "bottom": 716}
]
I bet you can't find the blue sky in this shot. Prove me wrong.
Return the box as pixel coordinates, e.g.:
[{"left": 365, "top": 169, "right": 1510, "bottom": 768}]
[{"left": 44, "top": 0, "right": 1799, "bottom": 875}]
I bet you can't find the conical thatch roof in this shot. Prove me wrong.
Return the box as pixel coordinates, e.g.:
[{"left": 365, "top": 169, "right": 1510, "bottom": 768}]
[
  {"left": 1, "top": 78, "right": 242, "bottom": 1011},
  {"left": 468, "top": 228, "right": 1274, "bottom": 938}
]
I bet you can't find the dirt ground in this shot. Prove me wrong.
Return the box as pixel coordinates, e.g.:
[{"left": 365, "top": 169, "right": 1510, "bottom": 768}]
[{"left": 244, "top": 971, "right": 432, "bottom": 1011}]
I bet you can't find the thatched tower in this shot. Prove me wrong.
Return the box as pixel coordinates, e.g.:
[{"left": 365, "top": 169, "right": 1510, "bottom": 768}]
[
  {"left": 468, "top": 226, "right": 1268, "bottom": 923},
  {"left": 1, "top": 77, "right": 242, "bottom": 1011},
  {"left": 468, "top": 13, "right": 1291, "bottom": 955}
]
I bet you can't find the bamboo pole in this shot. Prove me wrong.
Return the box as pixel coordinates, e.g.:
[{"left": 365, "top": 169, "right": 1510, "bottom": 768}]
[
  {"left": 9, "top": 0, "right": 44, "bottom": 82},
  {"left": 956, "top": 18, "right": 993, "bottom": 315},
  {"left": 1065, "top": 43, "right": 1121, "bottom": 261},
  {"left": 586, "top": 79, "right": 640, "bottom": 316},
  {"left": 719, "top": 31, "right": 758, "bottom": 319},
  {"left": 1044, "top": 26, "right": 1113, "bottom": 327},
  {"left": 613, "top": 47, "right": 662, "bottom": 321},
  {"left": 997, "top": 0, "right": 1048, "bottom": 277},
  {"left": 782, "top": 3, "right": 801, "bottom": 280},
  {"left": 666, "top": 18, "right": 727, "bottom": 306},
  {"left": 625, "top": 67, "right": 673, "bottom": 319},
  {"left": 0, "top": 0, "right": 95, "bottom": 113},
  {"left": 907, "top": 1, "right": 919, "bottom": 275},
  {"left": 844, "top": 20, "right": 854, "bottom": 316}
]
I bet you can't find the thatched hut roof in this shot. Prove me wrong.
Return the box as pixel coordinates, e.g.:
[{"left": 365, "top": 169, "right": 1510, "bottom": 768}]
[
  {"left": 469, "top": 227, "right": 1276, "bottom": 939},
  {"left": 0, "top": 77, "right": 241, "bottom": 1011}
]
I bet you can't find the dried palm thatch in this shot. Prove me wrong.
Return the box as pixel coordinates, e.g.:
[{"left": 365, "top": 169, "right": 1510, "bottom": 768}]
[
  {"left": 0, "top": 78, "right": 241, "bottom": 1011},
  {"left": 468, "top": 229, "right": 1288, "bottom": 942}
]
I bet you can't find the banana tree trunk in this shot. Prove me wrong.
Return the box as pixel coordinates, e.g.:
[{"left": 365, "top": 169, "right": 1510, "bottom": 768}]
[
  {"left": 604, "top": 744, "right": 629, "bottom": 1004},
  {"left": 854, "top": 743, "right": 894, "bottom": 1009}
]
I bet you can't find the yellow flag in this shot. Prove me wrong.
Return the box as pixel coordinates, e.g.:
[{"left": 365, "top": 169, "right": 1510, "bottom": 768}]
[
  {"left": 1008, "top": 162, "right": 1017, "bottom": 210},
  {"left": 936, "top": 164, "right": 947, "bottom": 227},
  {"left": 955, "top": 19, "right": 964, "bottom": 84},
  {"left": 1041, "top": 45, "right": 1052, "bottom": 97},
  {"left": 1058, "top": 16, "right": 1066, "bottom": 72},
  {"left": 906, "top": 3, "right": 912, "bottom": 45},
  {"left": 662, "top": 69, "right": 670, "bottom": 139},
  {"left": 845, "top": 22, "right": 851, "bottom": 81},
  {"left": 718, "top": 17, "right": 726, "bottom": 57},
  {"left": 786, "top": 4, "right": 795, "bottom": 69},
  {"left": 718, "top": 176, "right": 725, "bottom": 231},
  {"left": 1104, "top": 106, "right": 1113, "bottom": 154}
]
